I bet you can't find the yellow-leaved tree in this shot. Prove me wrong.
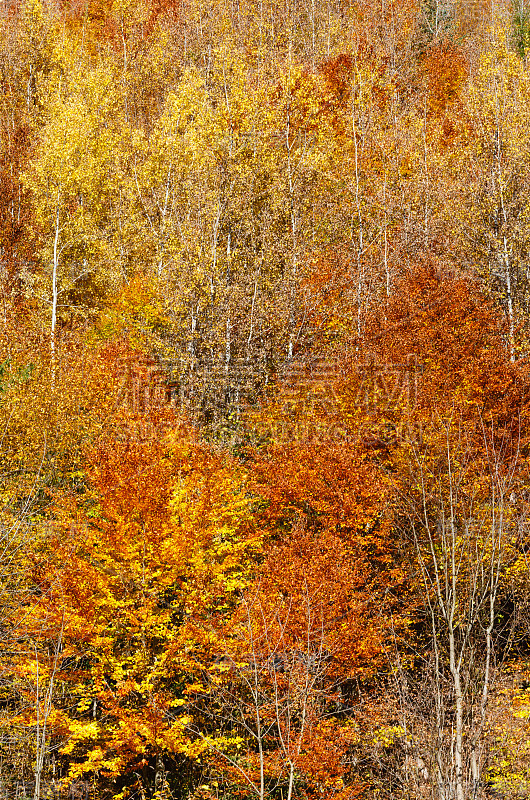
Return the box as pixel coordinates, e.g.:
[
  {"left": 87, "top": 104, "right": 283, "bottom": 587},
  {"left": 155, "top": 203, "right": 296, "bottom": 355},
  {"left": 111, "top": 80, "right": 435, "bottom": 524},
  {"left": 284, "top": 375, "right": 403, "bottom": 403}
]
[{"left": 14, "top": 410, "right": 261, "bottom": 798}]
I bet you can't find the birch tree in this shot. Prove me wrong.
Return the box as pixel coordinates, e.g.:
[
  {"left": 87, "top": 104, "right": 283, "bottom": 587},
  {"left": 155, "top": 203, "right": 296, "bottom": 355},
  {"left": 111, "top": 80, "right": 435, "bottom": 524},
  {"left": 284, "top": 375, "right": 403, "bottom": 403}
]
[
  {"left": 22, "top": 55, "right": 126, "bottom": 369},
  {"left": 451, "top": 33, "right": 530, "bottom": 355}
]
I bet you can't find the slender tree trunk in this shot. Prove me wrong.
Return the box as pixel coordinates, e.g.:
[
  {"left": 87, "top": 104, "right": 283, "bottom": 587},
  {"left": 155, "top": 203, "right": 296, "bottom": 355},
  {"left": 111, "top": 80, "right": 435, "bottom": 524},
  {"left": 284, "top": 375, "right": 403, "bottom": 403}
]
[
  {"left": 34, "top": 623, "right": 63, "bottom": 800},
  {"left": 286, "top": 108, "right": 298, "bottom": 362},
  {"left": 448, "top": 625, "right": 465, "bottom": 800},
  {"left": 51, "top": 194, "right": 60, "bottom": 389},
  {"left": 494, "top": 79, "right": 515, "bottom": 361}
]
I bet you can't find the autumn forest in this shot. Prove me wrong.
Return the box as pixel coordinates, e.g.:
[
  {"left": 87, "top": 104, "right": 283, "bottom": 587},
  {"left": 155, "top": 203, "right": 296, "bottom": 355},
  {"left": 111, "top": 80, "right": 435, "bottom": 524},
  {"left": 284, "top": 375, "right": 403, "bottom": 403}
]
[{"left": 3, "top": 0, "right": 530, "bottom": 797}]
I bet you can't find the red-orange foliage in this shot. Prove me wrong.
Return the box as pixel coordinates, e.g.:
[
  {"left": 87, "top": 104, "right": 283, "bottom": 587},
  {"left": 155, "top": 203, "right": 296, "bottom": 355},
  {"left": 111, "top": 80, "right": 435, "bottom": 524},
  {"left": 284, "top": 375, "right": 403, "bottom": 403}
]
[
  {"left": 359, "top": 265, "right": 528, "bottom": 438},
  {"left": 423, "top": 41, "right": 467, "bottom": 115},
  {"left": 13, "top": 400, "right": 262, "bottom": 791}
]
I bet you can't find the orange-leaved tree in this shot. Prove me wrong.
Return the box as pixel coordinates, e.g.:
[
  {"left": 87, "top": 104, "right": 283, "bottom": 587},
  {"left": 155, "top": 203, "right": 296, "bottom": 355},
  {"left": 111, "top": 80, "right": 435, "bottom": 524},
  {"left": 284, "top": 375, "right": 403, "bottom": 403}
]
[
  {"left": 191, "top": 342, "right": 414, "bottom": 799},
  {"left": 350, "top": 264, "right": 530, "bottom": 800},
  {"left": 13, "top": 409, "right": 261, "bottom": 799}
]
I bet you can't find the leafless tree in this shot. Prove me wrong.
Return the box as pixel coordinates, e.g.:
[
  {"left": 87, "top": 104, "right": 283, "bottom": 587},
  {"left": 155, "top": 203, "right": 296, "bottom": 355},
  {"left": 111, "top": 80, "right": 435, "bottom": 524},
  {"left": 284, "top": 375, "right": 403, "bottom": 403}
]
[{"left": 392, "top": 413, "right": 524, "bottom": 800}]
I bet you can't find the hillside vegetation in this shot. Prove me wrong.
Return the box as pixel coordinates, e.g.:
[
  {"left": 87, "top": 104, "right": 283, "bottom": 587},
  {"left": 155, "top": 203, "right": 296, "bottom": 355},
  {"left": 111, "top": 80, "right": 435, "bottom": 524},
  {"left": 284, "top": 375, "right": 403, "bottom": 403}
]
[{"left": 2, "top": 0, "right": 530, "bottom": 798}]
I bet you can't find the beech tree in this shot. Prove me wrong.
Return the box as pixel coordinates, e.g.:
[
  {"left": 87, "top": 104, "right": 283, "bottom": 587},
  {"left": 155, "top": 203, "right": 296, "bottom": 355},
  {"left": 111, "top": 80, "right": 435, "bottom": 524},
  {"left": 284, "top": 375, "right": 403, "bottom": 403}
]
[{"left": 16, "top": 408, "right": 261, "bottom": 797}]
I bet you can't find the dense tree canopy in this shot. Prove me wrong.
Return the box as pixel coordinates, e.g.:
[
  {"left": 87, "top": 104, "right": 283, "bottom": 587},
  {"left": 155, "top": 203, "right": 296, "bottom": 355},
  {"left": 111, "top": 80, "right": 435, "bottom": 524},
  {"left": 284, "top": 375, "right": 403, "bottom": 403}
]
[{"left": 2, "top": 1, "right": 530, "bottom": 798}]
